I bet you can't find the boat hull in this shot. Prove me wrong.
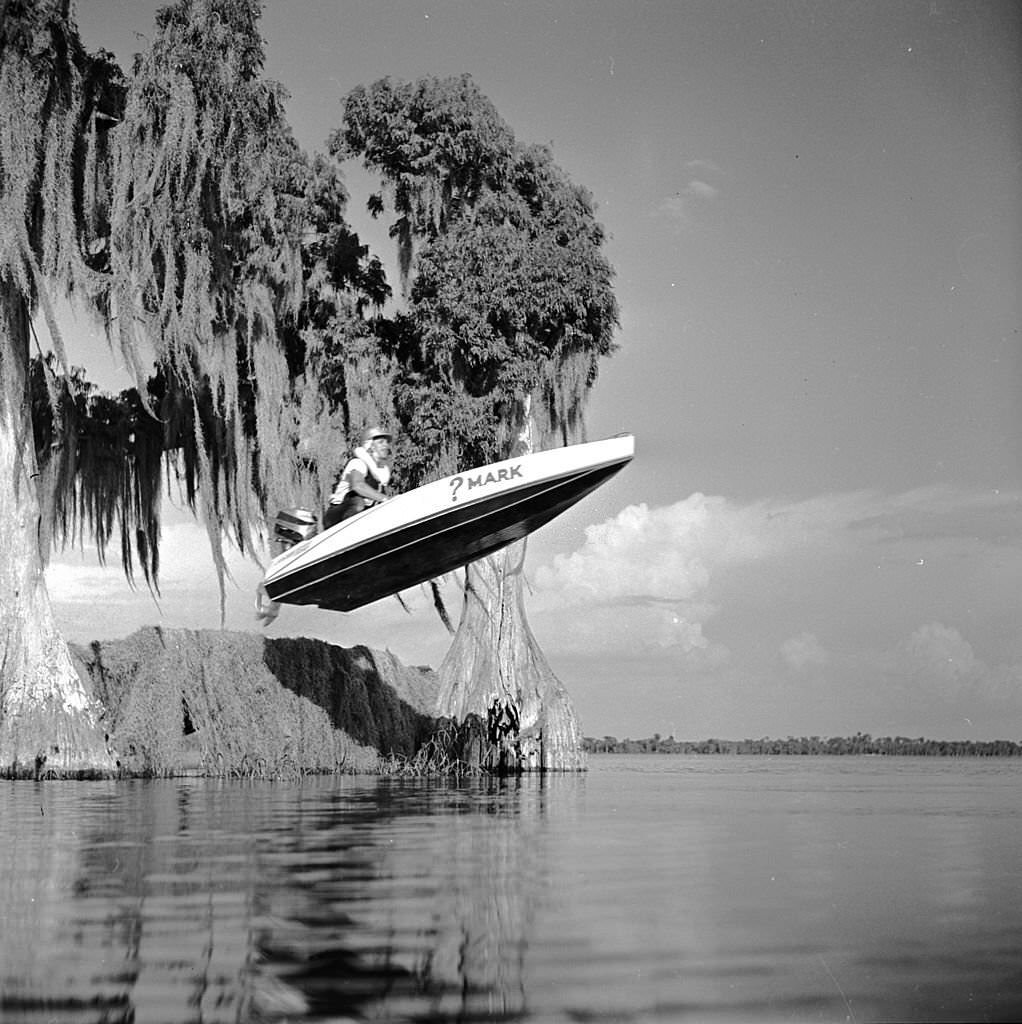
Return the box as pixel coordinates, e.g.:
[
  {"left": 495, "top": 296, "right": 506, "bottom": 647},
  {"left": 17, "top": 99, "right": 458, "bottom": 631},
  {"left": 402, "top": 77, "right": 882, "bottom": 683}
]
[{"left": 262, "top": 435, "right": 633, "bottom": 612}]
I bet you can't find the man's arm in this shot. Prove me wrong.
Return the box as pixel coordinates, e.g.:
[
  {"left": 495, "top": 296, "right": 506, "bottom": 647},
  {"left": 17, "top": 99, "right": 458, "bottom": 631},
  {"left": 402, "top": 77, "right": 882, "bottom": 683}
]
[{"left": 346, "top": 468, "right": 387, "bottom": 504}]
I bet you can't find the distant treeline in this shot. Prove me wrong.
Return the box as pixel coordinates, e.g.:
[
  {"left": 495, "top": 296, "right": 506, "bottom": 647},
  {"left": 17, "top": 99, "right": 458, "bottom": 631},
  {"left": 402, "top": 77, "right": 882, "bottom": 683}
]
[{"left": 584, "top": 733, "right": 1022, "bottom": 757}]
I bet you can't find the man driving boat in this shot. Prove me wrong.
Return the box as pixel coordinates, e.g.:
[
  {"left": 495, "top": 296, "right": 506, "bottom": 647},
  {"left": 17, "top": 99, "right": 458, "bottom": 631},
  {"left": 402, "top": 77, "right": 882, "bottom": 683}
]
[{"left": 323, "top": 425, "right": 393, "bottom": 528}]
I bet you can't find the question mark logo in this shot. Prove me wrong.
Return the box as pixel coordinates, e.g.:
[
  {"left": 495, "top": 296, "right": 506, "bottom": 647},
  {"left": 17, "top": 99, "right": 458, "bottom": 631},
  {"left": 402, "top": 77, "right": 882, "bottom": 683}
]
[{"left": 449, "top": 475, "right": 463, "bottom": 502}]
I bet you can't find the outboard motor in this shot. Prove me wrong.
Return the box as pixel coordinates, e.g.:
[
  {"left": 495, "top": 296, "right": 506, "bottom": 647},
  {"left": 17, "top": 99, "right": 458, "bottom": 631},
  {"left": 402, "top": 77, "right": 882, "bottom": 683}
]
[
  {"left": 272, "top": 507, "right": 318, "bottom": 548},
  {"left": 257, "top": 508, "right": 318, "bottom": 625}
]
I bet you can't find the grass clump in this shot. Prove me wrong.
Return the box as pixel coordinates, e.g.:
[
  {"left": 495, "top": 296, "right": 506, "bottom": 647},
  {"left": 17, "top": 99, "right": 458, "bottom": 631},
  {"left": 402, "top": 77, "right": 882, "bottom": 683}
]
[{"left": 377, "top": 720, "right": 480, "bottom": 777}]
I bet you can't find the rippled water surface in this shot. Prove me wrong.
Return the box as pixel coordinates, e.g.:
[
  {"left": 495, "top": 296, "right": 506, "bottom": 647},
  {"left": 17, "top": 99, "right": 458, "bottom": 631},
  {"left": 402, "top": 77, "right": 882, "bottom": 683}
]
[{"left": 1, "top": 755, "right": 1020, "bottom": 1022}]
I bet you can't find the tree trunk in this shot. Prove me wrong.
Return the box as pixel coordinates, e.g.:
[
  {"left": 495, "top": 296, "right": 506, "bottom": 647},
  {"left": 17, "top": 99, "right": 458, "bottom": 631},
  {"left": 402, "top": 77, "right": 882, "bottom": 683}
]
[
  {"left": 436, "top": 539, "right": 586, "bottom": 772},
  {"left": 0, "top": 279, "right": 115, "bottom": 777}
]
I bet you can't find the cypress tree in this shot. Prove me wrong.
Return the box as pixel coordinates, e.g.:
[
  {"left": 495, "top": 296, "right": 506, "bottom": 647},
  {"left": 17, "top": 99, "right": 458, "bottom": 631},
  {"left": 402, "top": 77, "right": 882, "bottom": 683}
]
[
  {"left": 0, "top": 0, "right": 334, "bottom": 775},
  {"left": 335, "top": 75, "right": 619, "bottom": 771}
]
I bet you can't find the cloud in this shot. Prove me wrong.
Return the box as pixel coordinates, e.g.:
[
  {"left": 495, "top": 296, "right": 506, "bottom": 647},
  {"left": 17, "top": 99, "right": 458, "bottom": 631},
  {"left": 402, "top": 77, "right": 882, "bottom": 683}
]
[
  {"left": 660, "top": 177, "right": 721, "bottom": 224},
  {"left": 543, "top": 601, "right": 716, "bottom": 657},
  {"left": 906, "top": 622, "right": 979, "bottom": 681},
  {"left": 47, "top": 520, "right": 257, "bottom": 594},
  {"left": 684, "top": 158, "right": 724, "bottom": 175},
  {"left": 533, "top": 494, "right": 782, "bottom": 605},
  {"left": 526, "top": 486, "right": 1022, "bottom": 738},
  {"left": 530, "top": 488, "right": 1022, "bottom": 684},
  {"left": 684, "top": 179, "right": 719, "bottom": 200},
  {"left": 848, "top": 487, "right": 1020, "bottom": 546},
  {"left": 45, "top": 561, "right": 154, "bottom": 606},
  {"left": 41, "top": 483, "right": 1022, "bottom": 737},
  {"left": 44, "top": 518, "right": 270, "bottom": 643},
  {"left": 781, "top": 631, "right": 829, "bottom": 671},
  {"left": 532, "top": 489, "right": 890, "bottom": 608},
  {"left": 530, "top": 493, "right": 830, "bottom": 660},
  {"left": 898, "top": 621, "right": 1022, "bottom": 713}
]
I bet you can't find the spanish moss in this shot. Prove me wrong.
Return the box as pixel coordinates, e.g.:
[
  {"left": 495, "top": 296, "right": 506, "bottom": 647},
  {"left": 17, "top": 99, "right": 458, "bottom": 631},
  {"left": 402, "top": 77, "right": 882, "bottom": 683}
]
[{"left": 104, "top": 0, "right": 309, "bottom": 617}]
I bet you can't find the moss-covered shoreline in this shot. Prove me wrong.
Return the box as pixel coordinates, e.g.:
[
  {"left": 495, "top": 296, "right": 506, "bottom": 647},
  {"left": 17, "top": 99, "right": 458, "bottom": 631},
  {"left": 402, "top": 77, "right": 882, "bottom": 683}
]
[{"left": 71, "top": 627, "right": 443, "bottom": 777}]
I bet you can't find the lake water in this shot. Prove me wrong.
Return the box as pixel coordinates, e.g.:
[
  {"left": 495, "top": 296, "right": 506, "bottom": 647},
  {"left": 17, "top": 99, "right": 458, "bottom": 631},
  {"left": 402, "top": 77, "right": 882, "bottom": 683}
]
[{"left": 1, "top": 754, "right": 1020, "bottom": 1023}]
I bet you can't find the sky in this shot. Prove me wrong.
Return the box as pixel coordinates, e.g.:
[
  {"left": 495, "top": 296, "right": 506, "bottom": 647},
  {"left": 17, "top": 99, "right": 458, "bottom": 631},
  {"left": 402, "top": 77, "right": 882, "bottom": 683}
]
[{"left": 45, "top": 0, "right": 1021, "bottom": 741}]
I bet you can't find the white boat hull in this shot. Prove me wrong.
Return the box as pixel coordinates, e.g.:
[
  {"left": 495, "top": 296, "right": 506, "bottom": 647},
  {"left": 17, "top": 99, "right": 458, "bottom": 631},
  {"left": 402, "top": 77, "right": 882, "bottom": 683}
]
[{"left": 262, "top": 434, "right": 634, "bottom": 612}]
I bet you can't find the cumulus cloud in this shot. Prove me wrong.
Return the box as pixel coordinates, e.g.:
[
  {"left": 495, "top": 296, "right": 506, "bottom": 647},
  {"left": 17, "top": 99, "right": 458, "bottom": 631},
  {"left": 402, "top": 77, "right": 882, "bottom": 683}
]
[
  {"left": 532, "top": 490, "right": 872, "bottom": 608},
  {"left": 906, "top": 622, "right": 979, "bottom": 681},
  {"left": 530, "top": 492, "right": 845, "bottom": 659},
  {"left": 899, "top": 622, "right": 1022, "bottom": 712},
  {"left": 661, "top": 610, "right": 710, "bottom": 651},
  {"left": 533, "top": 494, "right": 781, "bottom": 605},
  {"left": 781, "top": 631, "right": 829, "bottom": 672},
  {"left": 528, "top": 487, "right": 1022, "bottom": 701},
  {"left": 537, "top": 488, "right": 1022, "bottom": 613}
]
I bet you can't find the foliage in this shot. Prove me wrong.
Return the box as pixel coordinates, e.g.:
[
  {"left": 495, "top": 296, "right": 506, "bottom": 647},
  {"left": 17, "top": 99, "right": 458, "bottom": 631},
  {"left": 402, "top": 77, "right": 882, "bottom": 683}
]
[
  {"left": 333, "top": 74, "right": 619, "bottom": 487},
  {"left": 104, "top": 0, "right": 312, "bottom": 607},
  {"left": 333, "top": 74, "right": 515, "bottom": 292},
  {"left": 585, "top": 733, "right": 1022, "bottom": 757},
  {"left": 332, "top": 75, "right": 617, "bottom": 773},
  {"left": 10, "top": 44, "right": 617, "bottom": 605},
  {"left": 399, "top": 148, "right": 618, "bottom": 478},
  {"left": 0, "top": 0, "right": 123, "bottom": 328},
  {"left": 294, "top": 153, "right": 394, "bottom": 485}
]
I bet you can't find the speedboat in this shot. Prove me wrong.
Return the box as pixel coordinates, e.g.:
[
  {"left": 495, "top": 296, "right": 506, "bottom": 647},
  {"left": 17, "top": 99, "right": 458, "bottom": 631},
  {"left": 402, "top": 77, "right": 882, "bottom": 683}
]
[{"left": 259, "top": 433, "right": 634, "bottom": 614}]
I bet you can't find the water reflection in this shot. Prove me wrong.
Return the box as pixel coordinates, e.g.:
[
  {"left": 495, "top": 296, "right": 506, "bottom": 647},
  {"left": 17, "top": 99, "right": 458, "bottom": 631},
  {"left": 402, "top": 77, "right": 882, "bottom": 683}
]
[
  {"left": 0, "top": 774, "right": 569, "bottom": 1023},
  {"left": 246, "top": 777, "right": 559, "bottom": 1022},
  {"left": 2, "top": 759, "right": 1020, "bottom": 1022}
]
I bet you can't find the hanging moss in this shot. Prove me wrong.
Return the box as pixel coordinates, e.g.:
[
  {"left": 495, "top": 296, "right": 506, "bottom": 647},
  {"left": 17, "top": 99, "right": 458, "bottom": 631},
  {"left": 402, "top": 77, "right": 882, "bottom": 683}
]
[
  {"left": 74, "top": 627, "right": 441, "bottom": 778},
  {"left": 103, "top": 0, "right": 318, "bottom": 622},
  {"left": 262, "top": 639, "right": 439, "bottom": 758},
  {"left": 8, "top": 1, "right": 394, "bottom": 623},
  {"left": 30, "top": 356, "right": 164, "bottom": 585}
]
